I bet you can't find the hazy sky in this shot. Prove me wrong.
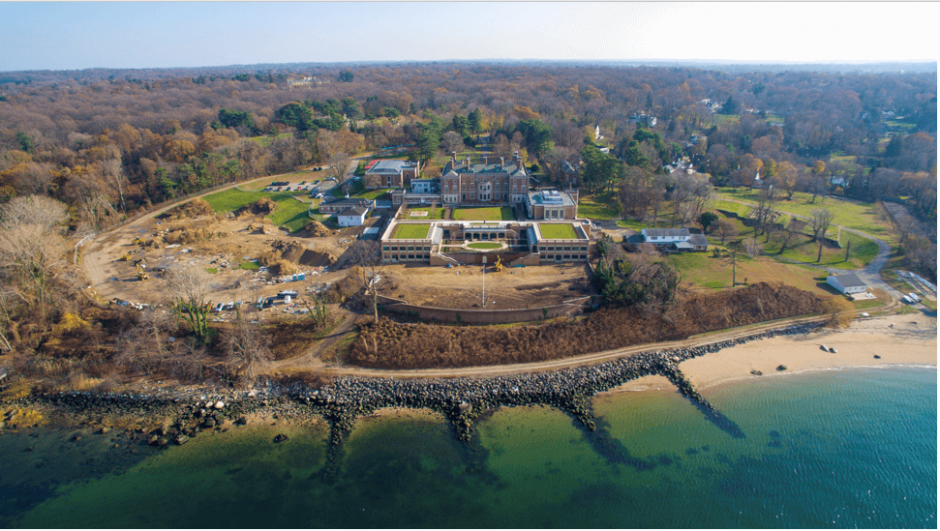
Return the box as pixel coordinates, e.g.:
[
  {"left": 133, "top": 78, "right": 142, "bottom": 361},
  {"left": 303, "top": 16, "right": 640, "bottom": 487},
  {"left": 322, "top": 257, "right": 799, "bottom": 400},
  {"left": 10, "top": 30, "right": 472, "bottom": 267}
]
[{"left": 1, "top": 2, "right": 937, "bottom": 71}]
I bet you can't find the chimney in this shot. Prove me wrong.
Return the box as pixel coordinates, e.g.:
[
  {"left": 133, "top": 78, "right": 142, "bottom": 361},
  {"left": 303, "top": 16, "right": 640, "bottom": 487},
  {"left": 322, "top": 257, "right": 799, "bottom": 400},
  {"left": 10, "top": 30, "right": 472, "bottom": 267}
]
[
  {"left": 466, "top": 157, "right": 471, "bottom": 170},
  {"left": 483, "top": 156, "right": 488, "bottom": 166},
  {"left": 499, "top": 157, "right": 504, "bottom": 169}
]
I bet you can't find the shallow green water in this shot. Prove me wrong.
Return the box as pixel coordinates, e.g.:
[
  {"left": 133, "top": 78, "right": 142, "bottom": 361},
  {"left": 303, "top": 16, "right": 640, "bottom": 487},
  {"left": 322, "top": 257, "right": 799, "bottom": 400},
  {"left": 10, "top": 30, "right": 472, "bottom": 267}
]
[{"left": 2, "top": 367, "right": 936, "bottom": 528}]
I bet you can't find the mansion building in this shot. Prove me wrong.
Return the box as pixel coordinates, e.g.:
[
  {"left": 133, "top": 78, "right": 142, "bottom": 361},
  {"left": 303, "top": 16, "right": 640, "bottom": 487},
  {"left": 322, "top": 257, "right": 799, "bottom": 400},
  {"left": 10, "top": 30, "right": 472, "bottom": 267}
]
[{"left": 389, "top": 152, "right": 580, "bottom": 220}]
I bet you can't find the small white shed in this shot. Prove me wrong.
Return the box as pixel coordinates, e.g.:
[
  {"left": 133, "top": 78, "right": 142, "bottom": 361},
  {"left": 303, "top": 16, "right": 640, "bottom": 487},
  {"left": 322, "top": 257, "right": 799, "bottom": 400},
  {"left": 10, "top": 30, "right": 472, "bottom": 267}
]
[
  {"left": 337, "top": 206, "right": 368, "bottom": 228},
  {"left": 827, "top": 273, "right": 867, "bottom": 294}
]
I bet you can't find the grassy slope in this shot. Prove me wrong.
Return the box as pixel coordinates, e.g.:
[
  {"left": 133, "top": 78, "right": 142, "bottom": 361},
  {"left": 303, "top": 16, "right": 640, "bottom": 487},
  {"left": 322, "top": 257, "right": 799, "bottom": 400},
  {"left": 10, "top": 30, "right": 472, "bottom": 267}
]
[
  {"left": 578, "top": 192, "right": 619, "bottom": 220},
  {"left": 712, "top": 187, "right": 896, "bottom": 244},
  {"left": 202, "top": 188, "right": 311, "bottom": 233}
]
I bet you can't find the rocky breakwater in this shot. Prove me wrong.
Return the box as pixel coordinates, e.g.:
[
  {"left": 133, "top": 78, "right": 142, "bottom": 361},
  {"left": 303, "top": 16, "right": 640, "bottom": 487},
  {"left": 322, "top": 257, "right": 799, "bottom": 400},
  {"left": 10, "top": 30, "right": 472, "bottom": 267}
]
[{"left": 13, "top": 323, "right": 821, "bottom": 453}]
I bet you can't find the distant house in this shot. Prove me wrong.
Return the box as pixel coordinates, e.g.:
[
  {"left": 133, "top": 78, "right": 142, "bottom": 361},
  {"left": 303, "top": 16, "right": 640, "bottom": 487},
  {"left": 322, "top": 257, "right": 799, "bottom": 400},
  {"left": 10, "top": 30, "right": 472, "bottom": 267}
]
[
  {"left": 827, "top": 273, "right": 868, "bottom": 294},
  {"left": 641, "top": 228, "right": 708, "bottom": 252},
  {"left": 318, "top": 197, "right": 376, "bottom": 214},
  {"left": 337, "top": 206, "right": 369, "bottom": 228}
]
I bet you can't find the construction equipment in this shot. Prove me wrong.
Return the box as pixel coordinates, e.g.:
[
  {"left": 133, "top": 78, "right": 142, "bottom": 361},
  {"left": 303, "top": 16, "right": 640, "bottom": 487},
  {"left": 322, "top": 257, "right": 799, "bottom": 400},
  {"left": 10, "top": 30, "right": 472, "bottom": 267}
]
[
  {"left": 119, "top": 252, "right": 131, "bottom": 261},
  {"left": 247, "top": 224, "right": 254, "bottom": 232},
  {"left": 493, "top": 256, "right": 503, "bottom": 272},
  {"left": 136, "top": 263, "right": 149, "bottom": 281}
]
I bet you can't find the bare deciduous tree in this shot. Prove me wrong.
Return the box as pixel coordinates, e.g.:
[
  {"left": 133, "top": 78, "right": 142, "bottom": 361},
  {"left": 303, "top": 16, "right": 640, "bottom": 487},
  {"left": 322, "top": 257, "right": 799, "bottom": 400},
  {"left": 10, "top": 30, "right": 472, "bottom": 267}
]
[
  {"left": 165, "top": 265, "right": 213, "bottom": 344},
  {"left": 347, "top": 240, "right": 383, "bottom": 322},
  {"left": 220, "top": 318, "right": 272, "bottom": 382},
  {"left": 810, "top": 208, "right": 834, "bottom": 242}
]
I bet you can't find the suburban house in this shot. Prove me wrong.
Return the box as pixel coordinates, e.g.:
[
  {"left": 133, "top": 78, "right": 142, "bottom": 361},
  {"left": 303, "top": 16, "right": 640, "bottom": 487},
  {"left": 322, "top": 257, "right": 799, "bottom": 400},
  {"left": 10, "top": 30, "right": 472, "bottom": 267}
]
[
  {"left": 317, "top": 197, "right": 376, "bottom": 214},
  {"left": 640, "top": 228, "right": 708, "bottom": 252},
  {"left": 364, "top": 159, "right": 421, "bottom": 189},
  {"left": 826, "top": 273, "right": 868, "bottom": 294},
  {"left": 337, "top": 206, "right": 369, "bottom": 227}
]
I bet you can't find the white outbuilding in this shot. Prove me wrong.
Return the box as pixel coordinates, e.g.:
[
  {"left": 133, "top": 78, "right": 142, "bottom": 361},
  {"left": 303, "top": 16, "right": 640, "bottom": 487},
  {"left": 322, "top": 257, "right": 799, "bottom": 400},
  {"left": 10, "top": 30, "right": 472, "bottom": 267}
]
[
  {"left": 337, "top": 206, "right": 369, "bottom": 228},
  {"left": 826, "top": 272, "right": 868, "bottom": 294}
]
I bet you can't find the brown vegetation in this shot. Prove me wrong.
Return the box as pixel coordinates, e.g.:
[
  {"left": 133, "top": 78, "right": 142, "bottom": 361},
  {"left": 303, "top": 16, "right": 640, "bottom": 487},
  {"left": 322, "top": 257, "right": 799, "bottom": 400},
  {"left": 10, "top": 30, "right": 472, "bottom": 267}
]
[
  {"left": 347, "top": 282, "right": 825, "bottom": 369},
  {"left": 158, "top": 198, "right": 215, "bottom": 221}
]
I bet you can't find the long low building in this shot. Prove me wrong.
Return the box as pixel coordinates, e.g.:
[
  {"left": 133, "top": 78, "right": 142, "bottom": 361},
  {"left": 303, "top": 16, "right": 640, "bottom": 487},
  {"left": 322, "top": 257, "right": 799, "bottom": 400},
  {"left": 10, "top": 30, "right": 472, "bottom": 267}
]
[{"left": 379, "top": 219, "right": 595, "bottom": 265}]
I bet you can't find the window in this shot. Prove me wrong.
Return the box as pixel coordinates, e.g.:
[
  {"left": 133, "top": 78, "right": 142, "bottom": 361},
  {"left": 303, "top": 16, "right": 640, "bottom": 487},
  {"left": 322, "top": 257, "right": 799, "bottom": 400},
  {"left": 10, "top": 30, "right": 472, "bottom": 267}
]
[
  {"left": 407, "top": 247, "right": 414, "bottom": 251},
  {"left": 408, "top": 254, "right": 415, "bottom": 260},
  {"left": 391, "top": 246, "right": 398, "bottom": 251},
  {"left": 563, "top": 247, "right": 571, "bottom": 251},
  {"left": 382, "top": 246, "right": 389, "bottom": 251}
]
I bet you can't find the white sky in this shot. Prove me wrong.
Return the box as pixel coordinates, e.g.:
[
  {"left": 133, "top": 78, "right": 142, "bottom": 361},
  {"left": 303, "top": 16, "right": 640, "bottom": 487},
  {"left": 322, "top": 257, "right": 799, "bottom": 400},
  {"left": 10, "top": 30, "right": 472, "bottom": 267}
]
[{"left": 0, "top": 2, "right": 937, "bottom": 71}]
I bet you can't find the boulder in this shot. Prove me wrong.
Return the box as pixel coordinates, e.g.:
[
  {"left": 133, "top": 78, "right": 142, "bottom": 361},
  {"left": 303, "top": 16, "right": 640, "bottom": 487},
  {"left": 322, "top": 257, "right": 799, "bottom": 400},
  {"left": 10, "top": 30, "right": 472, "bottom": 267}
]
[
  {"left": 174, "top": 435, "right": 189, "bottom": 446},
  {"left": 214, "top": 401, "right": 225, "bottom": 410},
  {"left": 99, "top": 427, "right": 111, "bottom": 435},
  {"left": 273, "top": 434, "right": 289, "bottom": 443},
  {"left": 148, "top": 435, "right": 160, "bottom": 446}
]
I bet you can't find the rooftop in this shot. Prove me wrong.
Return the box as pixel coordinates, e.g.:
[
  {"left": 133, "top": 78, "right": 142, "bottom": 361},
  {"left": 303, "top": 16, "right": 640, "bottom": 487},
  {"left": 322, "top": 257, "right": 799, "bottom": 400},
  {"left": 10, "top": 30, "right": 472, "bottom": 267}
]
[
  {"left": 829, "top": 272, "right": 867, "bottom": 287},
  {"left": 527, "top": 189, "right": 577, "bottom": 207},
  {"left": 642, "top": 228, "right": 691, "bottom": 238},
  {"left": 339, "top": 206, "right": 369, "bottom": 217},
  {"left": 365, "top": 160, "right": 416, "bottom": 175}
]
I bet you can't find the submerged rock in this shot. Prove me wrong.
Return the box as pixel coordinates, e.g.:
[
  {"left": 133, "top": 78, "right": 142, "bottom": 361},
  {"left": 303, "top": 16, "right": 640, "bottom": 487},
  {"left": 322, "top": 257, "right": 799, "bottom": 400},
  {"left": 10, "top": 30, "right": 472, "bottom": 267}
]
[{"left": 273, "top": 434, "right": 289, "bottom": 443}]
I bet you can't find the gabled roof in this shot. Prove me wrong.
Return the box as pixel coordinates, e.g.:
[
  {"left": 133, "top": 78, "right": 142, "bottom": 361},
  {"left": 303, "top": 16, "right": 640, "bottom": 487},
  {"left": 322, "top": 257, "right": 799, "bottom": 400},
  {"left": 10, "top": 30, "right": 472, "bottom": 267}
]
[
  {"left": 828, "top": 272, "right": 866, "bottom": 288},
  {"left": 338, "top": 206, "right": 368, "bottom": 217},
  {"left": 688, "top": 234, "right": 709, "bottom": 247}
]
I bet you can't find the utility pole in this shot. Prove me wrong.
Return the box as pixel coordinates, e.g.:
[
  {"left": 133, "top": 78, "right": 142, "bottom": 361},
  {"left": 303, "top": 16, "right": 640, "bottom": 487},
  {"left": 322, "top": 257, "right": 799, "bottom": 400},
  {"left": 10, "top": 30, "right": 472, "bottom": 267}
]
[{"left": 482, "top": 255, "right": 486, "bottom": 306}]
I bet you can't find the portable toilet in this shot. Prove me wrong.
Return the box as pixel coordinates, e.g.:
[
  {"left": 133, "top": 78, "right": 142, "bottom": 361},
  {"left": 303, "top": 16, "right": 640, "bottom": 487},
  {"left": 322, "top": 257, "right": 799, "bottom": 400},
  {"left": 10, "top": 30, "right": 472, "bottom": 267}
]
[{"left": 284, "top": 295, "right": 291, "bottom": 304}]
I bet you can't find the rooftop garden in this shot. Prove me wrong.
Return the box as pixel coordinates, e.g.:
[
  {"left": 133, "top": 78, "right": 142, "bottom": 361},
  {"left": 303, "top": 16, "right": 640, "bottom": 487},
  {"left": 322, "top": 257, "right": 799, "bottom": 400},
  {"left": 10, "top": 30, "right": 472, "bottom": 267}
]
[{"left": 390, "top": 223, "right": 431, "bottom": 240}]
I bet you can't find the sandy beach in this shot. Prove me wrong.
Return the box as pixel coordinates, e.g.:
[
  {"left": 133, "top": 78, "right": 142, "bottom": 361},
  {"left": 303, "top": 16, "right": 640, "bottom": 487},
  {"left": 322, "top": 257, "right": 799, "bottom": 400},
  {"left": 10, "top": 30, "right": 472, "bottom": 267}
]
[{"left": 680, "top": 313, "right": 937, "bottom": 389}]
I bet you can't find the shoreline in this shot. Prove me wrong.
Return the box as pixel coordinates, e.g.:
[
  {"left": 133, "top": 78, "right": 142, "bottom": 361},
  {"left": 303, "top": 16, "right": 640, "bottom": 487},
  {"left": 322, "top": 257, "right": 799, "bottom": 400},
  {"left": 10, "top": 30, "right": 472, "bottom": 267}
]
[{"left": 1, "top": 314, "right": 934, "bottom": 447}]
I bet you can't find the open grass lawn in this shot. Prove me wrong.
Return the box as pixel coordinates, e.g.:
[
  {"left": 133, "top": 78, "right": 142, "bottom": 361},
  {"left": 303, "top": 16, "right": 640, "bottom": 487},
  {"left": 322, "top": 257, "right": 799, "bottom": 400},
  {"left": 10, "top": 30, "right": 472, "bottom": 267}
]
[
  {"left": 247, "top": 132, "right": 293, "bottom": 148},
  {"left": 267, "top": 197, "right": 313, "bottom": 232},
  {"left": 239, "top": 170, "right": 323, "bottom": 191},
  {"left": 390, "top": 223, "right": 431, "bottom": 240},
  {"left": 452, "top": 207, "right": 514, "bottom": 221},
  {"left": 713, "top": 187, "right": 897, "bottom": 244},
  {"left": 709, "top": 198, "right": 752, "bottom": 217},
  {"left": 709, "top": 113, "right": 740, "bottom": 126},
  {"left": 403, "top": 207, "right": 446, "bottom": 219},
  {"left": 578, "top": 192, "right": 619, "bottom": 220},
  {"left": 761, "top": 230, "right": 876, "bottom": 269},
  {"left": 539, "top": 223, "right": 579, "bottom": 240},
  {"left": 670, "top": 250, "right": 835, "bottom": 298},
  {"left": 615, "top": 217, "right": 677, "bottom": 231},
  {"left": 467, "top": 242, "right": 502, "bottom": 249},
  {"left": 203, "top": 189, "right": 311, "bottom": 232}
]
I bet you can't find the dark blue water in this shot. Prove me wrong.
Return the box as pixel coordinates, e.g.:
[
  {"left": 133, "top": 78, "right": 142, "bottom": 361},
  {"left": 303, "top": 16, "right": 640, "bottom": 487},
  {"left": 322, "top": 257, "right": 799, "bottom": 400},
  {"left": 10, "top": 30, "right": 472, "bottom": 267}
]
[{"left": 1, "top": 367, "right": 935, "bottom": 528}]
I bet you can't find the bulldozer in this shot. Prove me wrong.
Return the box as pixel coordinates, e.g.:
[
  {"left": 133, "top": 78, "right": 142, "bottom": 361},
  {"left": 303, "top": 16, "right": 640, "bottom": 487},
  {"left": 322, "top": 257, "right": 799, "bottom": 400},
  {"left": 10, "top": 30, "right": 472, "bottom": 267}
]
[
  {"left": 136, "top": 263, "right": 149, "bottom": 281},
  {"left": 493, "top": 256, "right": 503, "bottom": 272},
  {"left": 118, "top": 252, "right": 131, "bottom": 261}
]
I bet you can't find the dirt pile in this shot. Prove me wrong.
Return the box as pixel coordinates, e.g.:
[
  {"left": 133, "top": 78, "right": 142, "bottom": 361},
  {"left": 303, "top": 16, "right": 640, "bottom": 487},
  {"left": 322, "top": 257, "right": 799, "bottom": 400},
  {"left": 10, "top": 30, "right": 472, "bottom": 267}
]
[
  {"left": 299, "top": 249, "right": 337, "bottom": 267},
  {"left": 162, "top": 227, "right": 223, "bottom": 245},
  {"left": 300, "top": 220, "right": 336, "bottom": 237},
  {"left": 158, "top": 198, "right": 215, "bottom": 221},
  {"left": 346, "top": 282, "right": 826, "bottom": 369},
  {"left": 235, "top": 198, "right": 278, "bottom": 217}
]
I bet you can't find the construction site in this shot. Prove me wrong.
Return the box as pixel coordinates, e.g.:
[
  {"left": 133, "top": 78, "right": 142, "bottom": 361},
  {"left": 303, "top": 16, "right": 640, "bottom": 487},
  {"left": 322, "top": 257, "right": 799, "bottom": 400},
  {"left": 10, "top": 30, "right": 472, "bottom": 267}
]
[{"left": 82, "top": 191, "right": 599, "bottom": 323}]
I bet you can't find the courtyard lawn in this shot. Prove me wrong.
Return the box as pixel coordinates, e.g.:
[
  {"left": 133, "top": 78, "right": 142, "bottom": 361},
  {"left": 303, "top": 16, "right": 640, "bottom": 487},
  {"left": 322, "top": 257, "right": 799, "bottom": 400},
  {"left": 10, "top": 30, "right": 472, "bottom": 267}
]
[
  {"left": 539, "top": 224, "right": 579, "bottom": 240},
  {"left": 712, "top": 187, "right": 897, "bottom": 244},
  {"left": 467, "top": 242, "right": 502, "bottom": 249},
  {"left": 403, "top": 207, "right": 446, "bottom": 219},
  {"left": 391, "top": 224, "right": 431, "bottom": 240},
  {"left": 353, "top": 188, "right": 389, "bottom": 200},
  {"left": 452, "top": 207, "right": 514, "bottom": 221}
]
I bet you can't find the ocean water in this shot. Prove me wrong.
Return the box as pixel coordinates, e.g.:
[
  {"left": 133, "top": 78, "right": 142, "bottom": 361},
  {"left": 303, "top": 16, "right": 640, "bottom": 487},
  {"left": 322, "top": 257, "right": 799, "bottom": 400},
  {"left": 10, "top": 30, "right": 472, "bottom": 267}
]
[{"left": 1, "top": 367, "right": 935, "bottom": 528}]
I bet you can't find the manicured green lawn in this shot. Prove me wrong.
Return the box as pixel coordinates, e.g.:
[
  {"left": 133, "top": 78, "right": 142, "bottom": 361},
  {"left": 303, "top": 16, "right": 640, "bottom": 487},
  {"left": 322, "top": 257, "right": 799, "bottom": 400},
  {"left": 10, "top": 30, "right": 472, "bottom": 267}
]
[
  {"left": 390, "top": 224, "right": 431, "bottom": 240},
  {"left": 404, "top": 207, "right": 446, "bottom": 219},
  {"left": 202, "top": 189, "right": 311, "bottom": 233},
  {"left": 452, "top": 207, "right": 514, "bottom": 221},
  {"left": 539, "top": 224, "right": 579, "bottom": 240},
  {"left": 712, "top": 187, "right": 897, "bottom": 244},
  {"left": 709, "top": 199, "right": 752, "bottom": 217},
  {"left": 467, "top": 242, "right": 502, "bottom": 249},
  {"left": 762, "top": 231, "right": 874, "bottom": 270}
]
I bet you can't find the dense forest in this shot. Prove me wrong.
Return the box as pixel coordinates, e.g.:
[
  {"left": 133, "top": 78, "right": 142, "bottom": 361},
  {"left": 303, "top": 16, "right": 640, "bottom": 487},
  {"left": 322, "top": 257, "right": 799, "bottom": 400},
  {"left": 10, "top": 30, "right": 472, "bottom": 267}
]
[{"left": 0, "top": 62, "right": 935, "bottom": 372}]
